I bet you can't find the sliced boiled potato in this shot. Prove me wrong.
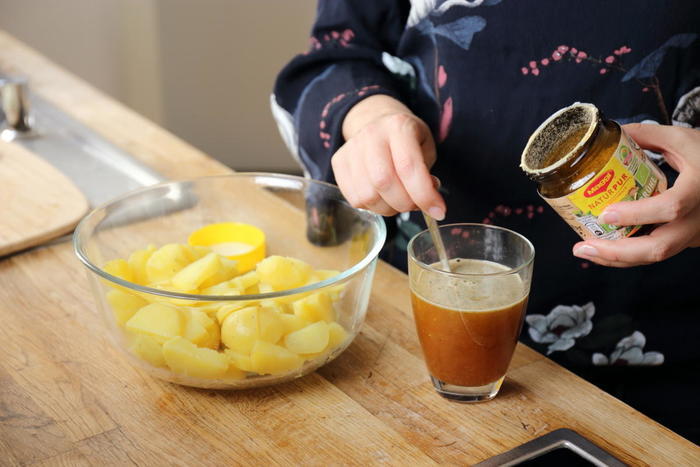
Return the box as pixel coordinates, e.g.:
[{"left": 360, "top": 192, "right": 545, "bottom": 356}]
[
  {"left": 106, "top": 289, "right": 148, "bottom": 326},
  {"left": 292, "top": 291, "right": 335, "bottom": 323},
  {"left": 128, "top": 334, "right": 166, "bottom": 368},
  {"left": 278, "top": 313, "right": 308, "bottom": 335},
  {"left": 163, "top": 337, "right": 228, "bottom": 379},
  {"left": 256, "top": 256, "right": 312, "bottom": 291},
  {"left": 171, "top": 252, "right": 221, "bottom": 291},
  {"left": 225, "top": 349, "right": 254, "bottom": 372},
  {"left": 257, "top": 307, "right": 284, "bottom": 344},
  {"left": 125, "top": 303, "right": 184, "bottom": 343},
  {"left": 284, "top": 321, "right": 330, "bottom": 354},
  {"left": 216, "top": 301, "right": 251, "bottom": 324},
  {"left": 190, "top": 309, "right": 220, "bottom": 349},
  {"left": 220, "top": 306, "right": 259, "bottom": 354},
  {"left": 309, "top": 269, "right": 340, "bottom": 283},
  {"left": 127, "top": 244, "right": 156, "bottom": 285},
  {"left": 201, "top": 281, "right": 242, "bottom": 297},
  {"left": 184, "top": 244, "right": 212, "bottom": 261},
  {"left": 327, "top": 322, "right": 349, "bottom": 350},
  {"left": 200, "top": 257, "right": 239, "bottom": 289},
  {"left": 224, "top": 363, "right": 246, "bottom": 380},
  {"left": 146, "top": 243, "right": 192, "bottom": 284},
  {"left": 229, "top": 270, "right": 259, "bottom": 291},
  {"left": 183, "top": 314, "right": 208, "bottom": 346},
  {"left": 103, "top": 258, "right": 133, "bottom": 283},
  {"left": 250, "top": 341, "right": 303, "bottom": 375}
]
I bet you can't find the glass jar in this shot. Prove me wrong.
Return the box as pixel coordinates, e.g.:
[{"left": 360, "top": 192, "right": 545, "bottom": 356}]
[{"left": 520, "top": 102, "right": 667, "bottom": 240}]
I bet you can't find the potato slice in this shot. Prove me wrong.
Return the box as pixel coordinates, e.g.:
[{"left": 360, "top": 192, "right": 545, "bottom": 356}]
[
  {"left": 292, "top": 292, "right": 335, "bottom": 323},
  {"left": 162, "top": 337, "right": 228, "bottom": 379},
  {"left": 257, "top": 306, "right": 284, "bottom": 345},
  {"left": 220, "top": 306, "right": 259, "bottom": 354},
  {"left": 128, "top": 334, "right": 166, "bottom": 368},
  {"left": 224, "top": 349, "right": 254, "bottom": 373},
  {"left": 189, "top": 309, "right": 220, "bottom": 349},
  {"left": 278, "top": 313, "right": 308, "bottom": 335},
  {"left": 126, "top": 245, "right": 156, "bottom": 285},
  {"left": 250, "top": 341, "right": 303, "bottom": 375},
  {"left": 103, "top": 258, "right": 133, "bottom": 283},
  {"left": 171, "top": 252, "right": 221, "bottom": 291},
  {"left": 146, "top": 243, "right": 192, "bottom": 284},
  {"left": 256, "top": 256, "right": 312, "bottom": 290},
  {"left": 125, "top": 303, "right": 184, "bottom": 343},
  {"left": 284, "top": 321, "right": 330, "bottom": 354},
  {"left": 327, "top": 322, "right": 349, "bottom": 350},
  {"left": 229, "top": 270, "right": 260, "bottom": 291},
  {"left": 200, "top": 257, "right": 239, "bottom": 289},
  {"left": 106, "top": 289, "right": 148, "bottom": 326},
  {"left": 216, "top": 301, "right": 251, "bottom": 324}
]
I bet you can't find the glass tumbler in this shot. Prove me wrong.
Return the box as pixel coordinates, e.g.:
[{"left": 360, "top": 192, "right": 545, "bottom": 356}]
[{"left": 408, "top": 223, "right": 535, "bottom": 402}]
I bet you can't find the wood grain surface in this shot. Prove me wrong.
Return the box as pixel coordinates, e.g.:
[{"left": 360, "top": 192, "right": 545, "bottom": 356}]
[
  {"left": 0, "top": 30, "right": 698, "bottom": 466},
  {"left": 0, "top": 141, "right": 88, "bottom": 256}
]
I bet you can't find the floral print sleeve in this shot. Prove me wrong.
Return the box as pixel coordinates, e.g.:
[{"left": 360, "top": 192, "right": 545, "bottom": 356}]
[{"left": 271, "top": 0, "right": 411, "bottom": 183}]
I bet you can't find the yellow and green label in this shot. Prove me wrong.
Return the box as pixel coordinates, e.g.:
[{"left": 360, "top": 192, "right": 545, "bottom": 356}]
[{"left": 543, "top": 129, "right": 667, "bottom": 240}]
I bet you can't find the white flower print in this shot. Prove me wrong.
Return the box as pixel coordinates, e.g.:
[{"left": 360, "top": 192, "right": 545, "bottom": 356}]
[
  {"left": 672, "top": 86, "right": 700, "bottom": 129},
  {"left": 407, "top": 0, "right": 487, "bottom": 27},
  {"left": 381, "top": 52, "right": 416, "bottom": 81},
  {"left": 526, "top": 302, "right": 595, "bottom": 355},
  {"left": 592, "top": 331, "right": 664, "bottom": 366}
]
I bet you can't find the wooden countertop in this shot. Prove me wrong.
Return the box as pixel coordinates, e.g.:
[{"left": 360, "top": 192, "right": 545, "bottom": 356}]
[{"left": 0, "top": 31, "right": 697, "bottom": 466}]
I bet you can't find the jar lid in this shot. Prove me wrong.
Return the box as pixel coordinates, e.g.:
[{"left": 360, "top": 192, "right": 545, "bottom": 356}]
[{"left": 520, "top": 102, "right": 599, "bottom": 176}]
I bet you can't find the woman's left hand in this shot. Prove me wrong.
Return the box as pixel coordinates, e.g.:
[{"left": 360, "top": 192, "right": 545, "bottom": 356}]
[{"left": 572, "top": 123, "right": 700, "bottom": 267}]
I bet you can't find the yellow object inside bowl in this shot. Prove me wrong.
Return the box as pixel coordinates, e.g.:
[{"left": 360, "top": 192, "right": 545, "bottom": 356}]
[{"left": 188, "top": 222, "right": 265, "bottom": 273}]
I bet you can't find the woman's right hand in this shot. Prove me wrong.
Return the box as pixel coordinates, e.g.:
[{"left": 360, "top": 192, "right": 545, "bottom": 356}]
[{"left": 332, "top": 94, "right": 446, "bottom": 219}]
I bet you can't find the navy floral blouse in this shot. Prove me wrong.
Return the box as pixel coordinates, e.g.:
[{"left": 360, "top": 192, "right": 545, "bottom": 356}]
[{"left": 273, "top": 0, "right": 700, "bottom": 442}]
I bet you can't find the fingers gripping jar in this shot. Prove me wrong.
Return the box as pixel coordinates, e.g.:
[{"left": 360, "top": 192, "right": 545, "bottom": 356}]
[{"left": 520, "top": 103, "right": 667, "bottom": 240}]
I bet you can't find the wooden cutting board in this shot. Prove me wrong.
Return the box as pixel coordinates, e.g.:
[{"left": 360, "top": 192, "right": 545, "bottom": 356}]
[{"left": 0, "top": 139, "right": 88, "bottom": 256}]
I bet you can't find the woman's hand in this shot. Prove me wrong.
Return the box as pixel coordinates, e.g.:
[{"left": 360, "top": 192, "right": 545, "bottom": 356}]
[
  {"left": 573, "top": 123, "right": 700, "bottom": 267},
  {"left": 332, "top": 94, "right": 446, "bottom": 219}
]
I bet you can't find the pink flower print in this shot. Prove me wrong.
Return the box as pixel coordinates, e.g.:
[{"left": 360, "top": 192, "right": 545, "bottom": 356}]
[
  {"left": 551, "top": 51, "right": 563, "bottom": 61},
  {"left": 605, "top": 55, "right": 615, "bottom": 64},
  {"left": 342, "top": 29, "right": 354, "bottom": 41},
  {"left": 571, "top": 47, "right": 578, "bottom": 54},
  {"left": 529, "top": 61, "right": 537, "bottom": 69},
  {"left": 323, "top": 141, "right": 331, "bottom": 149},
  {"left": 521, "top": 67, "right": 529, "bottom": 75},
  {"left": 540, "top": 58, "right": 550, "bottom": 66},
  {"left": 557, "top": 45, "right": 569, "bottom": 54},
  {"left": 331, "top": 31, "right": 339, "bottom": 39},
  {"left": 319, "top": 121, "right": 326, "bottom": 129},
  {"left": 642, "top": 87, "right": 649, "bottom": 92},
  {"left": 438, "top": 65, "right": 447, "bottom": 88},
  {"left": 600, "top": 68, "right": 608, "bottom": 74},
  {"left": 438, "top": 97, "right": 453, "bottom": 143},
  {"left": 575, "top": 51, "right": 587, "bottom": 63},
  {"left": 482, "top": 217, "right": 491, "bottom": 224},
  {"left": 531, "top": 68, "right": 540, "bottom": 76},
  {"left": 619, "top": 45, "right": 632, "bottom": 54}
]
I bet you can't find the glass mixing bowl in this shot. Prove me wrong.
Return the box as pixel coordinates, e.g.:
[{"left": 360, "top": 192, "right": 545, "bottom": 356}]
[{"left": 74, "top": 173, "right": 386, "bottom": 389}]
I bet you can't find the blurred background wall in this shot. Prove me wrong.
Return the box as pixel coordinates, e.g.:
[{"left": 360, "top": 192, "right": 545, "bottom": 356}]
[{"left": 0, "top": 0, "right": 316, "bottom": 173}]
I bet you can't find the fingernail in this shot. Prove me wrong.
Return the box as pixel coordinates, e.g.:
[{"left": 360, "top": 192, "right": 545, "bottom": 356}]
[
  {"left": 599, "top": 210, "right": 620, "bottom": 226},
  {"left": 428, "top": 206, "right": 445, "bottom": 221},
  {"left": 574, "top": 245, "right": 598, "bottom": 258},
  {"left": 431, "top": 176, "right": 442, "bottom": 189}
]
